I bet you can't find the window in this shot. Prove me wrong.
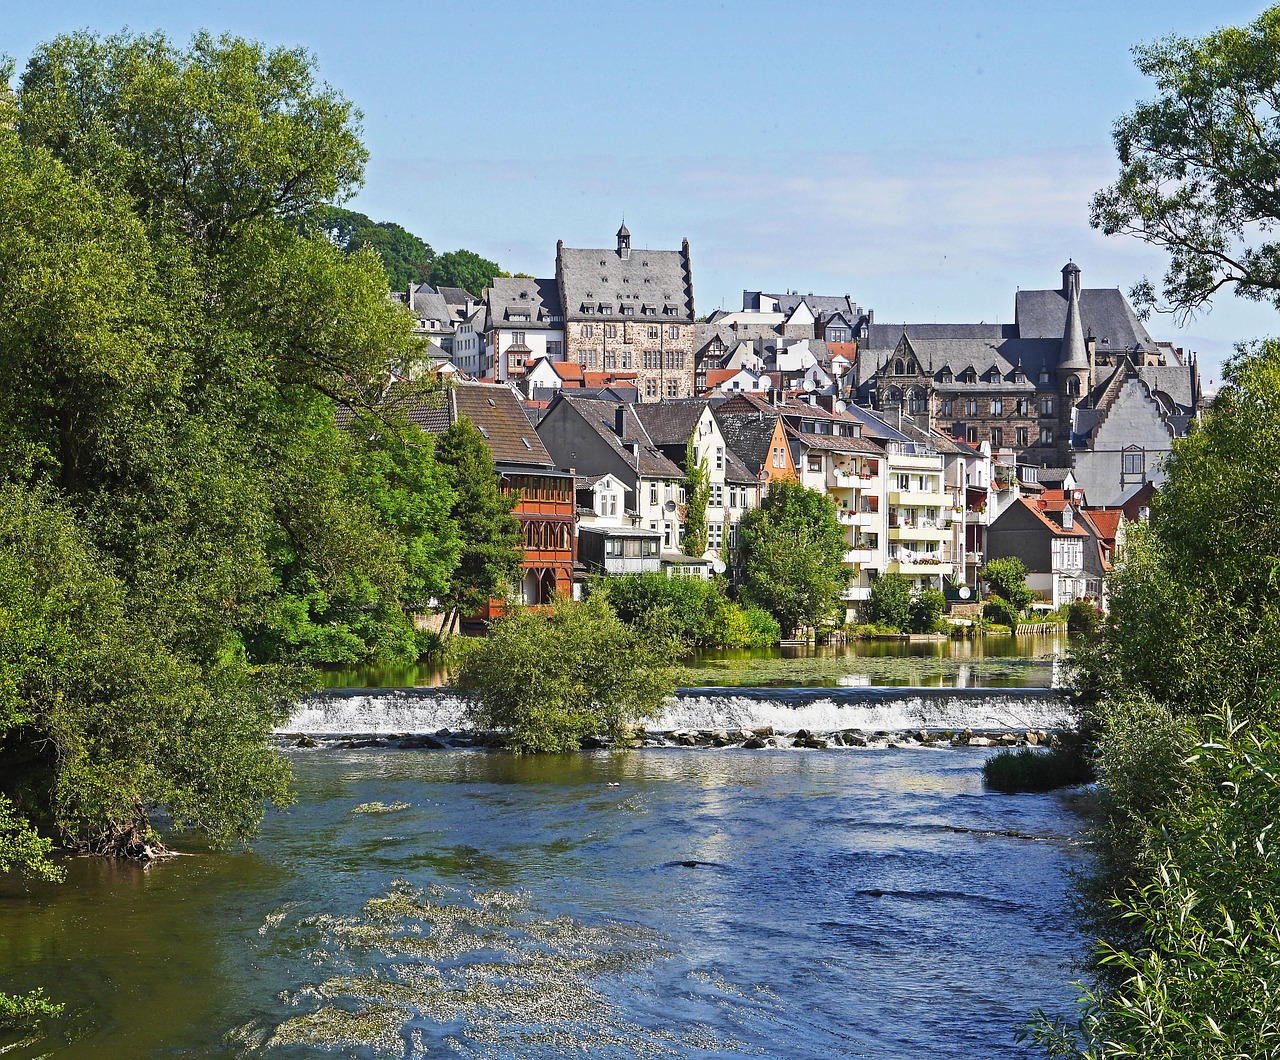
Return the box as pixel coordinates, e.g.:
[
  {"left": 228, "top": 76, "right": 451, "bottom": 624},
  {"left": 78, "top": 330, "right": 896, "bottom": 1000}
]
[
  {"left": 939, "top": 398, "right": 953, "bottom": 417},
  {"left": 715, "top": 446, "right": 723, "bottom": 471},
  {"left": 648, "top": 326, "right": 659, "bottom": 339},
  {"left": 621, "top": 304, "right": 634, "bottom": 315},
  {"left": 939, "top": 368, "right": 953, "bottom": 383},
  {"left": 966, "top": 398, "right": 979, "bottom": 415},
  {"left": 897, "top": 473, "right": 910, "bottom": 490},
  {"left": 895, "top": 360, "right": 905, "bottom": 375},
  {"left": 645, "top": 379, "right": 658, "bottom": 398},
  {"left": 666, "top": 380, "right": 679, "bottom": 397},
  {"left": 1039, "top": 366, "right": 1051, "bottom": 384},
  {"left": 1017, "top": 399, "right": 1031, "bottom": 416},
  {"left": 604, "top": 351, "right": 616, "bottom": 369},
  {"left": 728, "top": 524, "right": 737, "bottom": 550},
  {"left": 581, "top": 325, "right": 594, "bottom": 338},
  {"left": 961, "top": 368, "right": 976, "bottom": 384},
  {"left": 621, "top": 352, "right": 633, "bottom": 369},
  {"left": 586, "top": 351, "right": 598, "bottom": 368},
  {"left": 772, "top": 446, "right": 786, "bottom": 469},
  {"left": 1040, "top": 396, "right": 1055, "bottom": 416},
  {"left": 664, "top": 350, "right": 685, "bottom": 369},
  {"left": 650, "top": 483, "right": 659, "bottom": 506},
  {"left": 1040, "top": 426, "right": 1055, "bottom": 445},
  {"left": 605, "top": 538, "right": 623, "bottom": 557},
  {"left": 1016, "top": 426, "right": 1028, "bottom": 447},
  {"left": 600, "top": 305, "right": 612, "bottom": 315},
  {"left": 728, "top": 487, "right": 738, "bottom": 509},
  {"left": 808, "top": 455, "right": 822, "bottom": 472},
  {"left": 641, "top": 539, "right": 659, "bottom": 557},
  {"left": 909, "top": 390, "right": 927, "bottom": 414},
  {"left": 1067, "top": 376, "right": 1081, "bottom": 396},
  {"left": 708, "top": 521, "right": 723, "bottom": 550},
  {"left": 990, "top": 398, "right": 1003, "bottom": 414},
  {"left": 510, "top": 331, "right": 525, "bottom": 345},
  {"left": 990, "top": 427, "right": 1003, "bottom": 446},
  {"left": 668, "top": 326, "right": 679, "bottom": 340},
  {"left": 1123, "top": 447, "right": 1145, "bottom": 477},
  {"left": 547, "top": 340, "right": 562, "bottom": 358},
  {"left": 606, "top": 324, "right": 617, "bottom": 338},
  {"left": 643, "top": 350, "right": 659, "bottom": 369},
  {"left": 966, "top": 426, "right": 978, "bottom": 444},
  {"left": 710, "top": 484, "right": 723, "bottom": 507}
]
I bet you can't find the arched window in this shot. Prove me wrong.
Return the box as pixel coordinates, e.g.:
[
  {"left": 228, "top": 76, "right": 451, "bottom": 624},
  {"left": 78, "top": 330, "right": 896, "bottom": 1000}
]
[
  {"left": 1067, "top": 376, "right": 1081, "bottom": 396},
  {"left": 909, "top": 389, "right": 928, "bottom": 415},
  {"left": 894, "top": 360, "right": 905, "bottom": 375}
]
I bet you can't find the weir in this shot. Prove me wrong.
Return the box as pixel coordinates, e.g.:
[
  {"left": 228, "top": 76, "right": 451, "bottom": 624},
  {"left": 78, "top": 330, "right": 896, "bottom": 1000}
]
[{"left": 282, "top": 686, "right": 1075, "bottom": 736}]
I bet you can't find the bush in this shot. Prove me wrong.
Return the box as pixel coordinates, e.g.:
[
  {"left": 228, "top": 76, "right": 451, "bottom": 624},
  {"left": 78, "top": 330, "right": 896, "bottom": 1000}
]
[
  {"left": 983, "top": 596, "right": 1020, "bottom": 629},
  {"left": 907, "top": 588, "right": 946, "bottom": 633},
  {"left": 457, "top": 595, "right": 678, "bottom": 752},
  {"left": 983, "top": 746, "right": 1093, "bottom": 793},
  {"left": 0, "top": 989, "right": 63, "bottom": 1032},
  {"left": 706, "top": 602, "right": 780, "bottom": 648},
  {"left": 867, "top": 572, "right": 911, "bottom": 631},
  {"left": 980, "top": 557, "right": 1035, "bottom": 613},
  {"left": 850, "top": 622, "right": 901, "bottom": 639},
  {"left": 1066, "top": 598, "right": 1103, "bottom": 635},
  {"left": 599, "top": 574, "right": 721, "bottom": 647}
]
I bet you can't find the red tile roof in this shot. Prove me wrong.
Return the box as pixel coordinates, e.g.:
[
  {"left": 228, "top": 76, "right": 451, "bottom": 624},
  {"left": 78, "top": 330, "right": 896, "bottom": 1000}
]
[{"left": 1014, "top": 497, "right": 1088, "bottom": 536}]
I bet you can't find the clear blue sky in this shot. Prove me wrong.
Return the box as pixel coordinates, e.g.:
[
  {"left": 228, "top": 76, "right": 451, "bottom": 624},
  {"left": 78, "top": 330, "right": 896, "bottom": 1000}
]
[{"left": 8, "top": 0, "right": 1276, "bottom": 385}]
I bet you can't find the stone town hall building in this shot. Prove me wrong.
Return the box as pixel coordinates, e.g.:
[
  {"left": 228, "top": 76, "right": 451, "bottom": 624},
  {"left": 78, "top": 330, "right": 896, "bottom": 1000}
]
[{"left": 557, "top": 225, "right": 697, "bottom": 402}]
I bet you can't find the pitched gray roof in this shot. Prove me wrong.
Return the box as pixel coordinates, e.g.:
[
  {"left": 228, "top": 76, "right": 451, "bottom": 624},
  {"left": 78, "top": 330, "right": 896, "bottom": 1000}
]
[
  {"left": 631, "top": 399, "right": 709, "bottom": 447},
  {"left": 542, "top": 395, "right": 684, "bottom": 480},
  {"left": 714, "top": 410, "right": 778, "bottom": 476},
  {"left": 1015, "top": 287, "right": 1156, "bottom": 353},
  {"left": 407, "top": 284, "right": 451, "bottom": 324},
  {"left": 486, "top": 277, "right": 563, "bottom": 330},
  {"left": 557, "top": 237, "right": 694, "bottom": 322},
  {"left": 1137, "top": 363, "right": 1197, "bottom": 412}
]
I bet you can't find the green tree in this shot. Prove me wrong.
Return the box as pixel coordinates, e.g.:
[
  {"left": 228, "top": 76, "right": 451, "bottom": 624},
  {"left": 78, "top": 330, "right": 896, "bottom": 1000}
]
[
  {"left": 736, "top": 481, "right": 850, "bottom": 637},
  {"left": 867, "top": 572, "right": 911, "bottom": 631},
  {"left": 457, "top": 595, "right": 679, "bottom": 753},
  {"left": 1092, "top": 7, "right": 1280, "bottom": 319},
  {"left": 980, "top": 556, "right": 1036, "bottom": 615},
  {"left": 681, "top": 437, "right": 710, "bottom": 557},
  {"left": 433, "top": 416, "right": 523, "bottom": 631},
  {"left": 312, "top": 205, "right": 436, "bottom": 291},
  {"left": 600, "top": 573, "right": 778, "bottom": 648},
  {"left": 907, "top": 587, "right": 946, "bottom": 633},
  {"left": 429, "top": 248, "right": 507, "bottom": 297},
  {"left": 0, "top": 30, "right": 428, "bottom": 862}
]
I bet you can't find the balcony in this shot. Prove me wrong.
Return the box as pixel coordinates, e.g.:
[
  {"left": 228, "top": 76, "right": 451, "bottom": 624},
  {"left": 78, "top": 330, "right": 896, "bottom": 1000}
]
[
  {"left": 889, "top": 488, "right": 944, "bottom": 507},
  {"left": 831, "top": 469, "right": 858, "bottom": 489},
  {"left": 841, "top": 586, "right": 872, "bottom": 602},
  {"left": 889, "top": 524, "right": 951, "bottom": 542},
  {"left": 887, "top": 558, "right": 955, "bottom": 576},
  {"left": 843, "top": 548, "right": 876, "bottom": 565}
]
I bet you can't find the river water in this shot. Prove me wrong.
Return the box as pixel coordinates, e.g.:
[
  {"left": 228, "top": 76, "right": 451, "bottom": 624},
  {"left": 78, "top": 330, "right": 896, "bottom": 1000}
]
[{"left": 0, "top": 638, "right": 1087, "bottom": 1058}]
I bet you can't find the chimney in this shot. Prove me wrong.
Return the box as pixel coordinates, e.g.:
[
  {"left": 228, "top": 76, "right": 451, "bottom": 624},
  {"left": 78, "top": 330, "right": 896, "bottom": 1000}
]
[{"left": 614, "top": 405, "right": 627, "bottom": 437}]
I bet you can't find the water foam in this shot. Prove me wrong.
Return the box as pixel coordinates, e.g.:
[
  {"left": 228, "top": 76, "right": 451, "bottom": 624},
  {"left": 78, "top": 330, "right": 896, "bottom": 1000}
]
[{"left": 281, "top": 686, "right": 1074, "bottom": 735}]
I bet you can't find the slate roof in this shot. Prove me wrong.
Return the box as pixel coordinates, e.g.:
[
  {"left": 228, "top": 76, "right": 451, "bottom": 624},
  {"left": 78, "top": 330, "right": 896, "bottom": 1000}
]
[
  {"left": 557, "top": 235, "right": 694, "bottom": 322},
  {"left": 486, "top": 277, "right": 563, "bottom": 330},
  {"left": 784, "top": 429, "right": 885, "bottom": 457},
  {"left": 1137, "top": 363, "right": 1197, "bottom": 411},
  {"left": 542, "top": 395, "right": 684, "bottom": 480},
  {"left": 438, "top": 285, "right": 479, "bottom": 307},
  {"left": 407, "top": 284, "right": 451, "bottom": 324},
  {"left": 715, "top": 410, "right": 781, "bottom": 476},
  {"left": 751, "top": 291, "right": 863, "bottom": 319},
  {"left": 631, "top": 399, "right": 710, "bottom": 447},
  {"left": 1015, "top": 287, "right": 1156, "bottom": 353}
]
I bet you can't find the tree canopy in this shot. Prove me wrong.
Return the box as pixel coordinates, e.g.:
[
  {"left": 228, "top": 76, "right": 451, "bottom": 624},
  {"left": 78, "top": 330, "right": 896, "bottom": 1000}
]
[
  {"left": 429, "top": 248, "right": 507, "bottom": 298},
  {"left": 312, "top": 205, "right": 436, "bottom": 291},
  {"left": 1092, "top": 7, "right": 1280, "bottom": 318},
  {"left": 736, "top": 481, "right": 850, "bottom": 637},
  {"left": 0, "top": 30, "right": 456, "bottom": 866}
]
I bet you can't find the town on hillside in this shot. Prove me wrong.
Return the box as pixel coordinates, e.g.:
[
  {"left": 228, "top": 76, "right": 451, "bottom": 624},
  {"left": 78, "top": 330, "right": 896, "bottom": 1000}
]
[{"left": 392, "top": 224, "right": 1200, "bottom": 618}]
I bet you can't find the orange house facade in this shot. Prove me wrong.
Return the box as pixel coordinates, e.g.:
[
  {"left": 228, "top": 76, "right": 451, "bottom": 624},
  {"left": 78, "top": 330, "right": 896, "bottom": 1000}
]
[{"left": 501, "top": 465, "right": 576, "bottom": 606}]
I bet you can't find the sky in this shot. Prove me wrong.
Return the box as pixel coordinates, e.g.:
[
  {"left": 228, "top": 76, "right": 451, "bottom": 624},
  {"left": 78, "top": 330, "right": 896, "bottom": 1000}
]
[{"left": 8, "top": 0, "right": 1278, "bottom": 386}]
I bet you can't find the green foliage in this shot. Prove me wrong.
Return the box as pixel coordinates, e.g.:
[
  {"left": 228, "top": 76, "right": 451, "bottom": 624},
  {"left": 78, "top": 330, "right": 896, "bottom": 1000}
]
[
  {"left": 1066, "top": 599, "right": 1103, "bottom": 635},
  {"left": 429, "top": 249, "right": 507, "bottom": 298},
  {"left": 312, "top": 205, "right": 435, "bottom": 290},
  {"left": 433, "top": 417, "right": 522, "bottom": 626},
  {"left": 0, "top": 795, "right": 62, "bottom": 882},
  {"left": 867, "top": 572, "right": 911, "bottom": 631},
  {"left": 980, "top": 557, "right": 1035, "bottom": 614},
  {"left": 456, "top": 595, "right": 678, "bottom": 753},
  {"left": 983, "top": 747, "right": 1093, "bottom": 794},
  {"left": 1029, "top": 712, "right": 1280, "bottom": 1058},
  {"left": 1091, "top": 8, "right": 1280, "bottom": 318},
  {"left": 681, "top": 437, "right": 710, "bottom": 558},
  {"left": 907, "top": 588, "right": 946, "bottom": 634},
  {"left": 0, "top": 989, "right": 63, "bottom": 1032},
  {"left": 600, "top": 574, "right": 777, "bottom": 648},
  {"left": 1077, "top": 344, "right": 1280, "bottom": 717},
  {"left": 983, "top": 597, "right": 1021, "bottom": 629},
  {"left": 0, "top": 30, "right": 442, "bottom": 862},
  {"left": 737, "top": 481, "right": 851, "bottom": 637}
]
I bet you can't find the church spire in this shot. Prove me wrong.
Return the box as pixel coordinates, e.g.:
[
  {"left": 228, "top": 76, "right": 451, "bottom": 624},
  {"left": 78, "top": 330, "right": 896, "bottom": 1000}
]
[{"left": 1059, "top": 262, "right": 1088, "bottom": 371}]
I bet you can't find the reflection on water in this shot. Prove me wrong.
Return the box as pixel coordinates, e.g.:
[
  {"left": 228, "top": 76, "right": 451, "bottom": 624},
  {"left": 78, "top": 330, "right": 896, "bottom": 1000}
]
[
  {"left": 0, "top": 745, "right": 1087, "bottom": 1059},
  {"left": 321, "top": 633, "right": 1074, "bottom": 690}
]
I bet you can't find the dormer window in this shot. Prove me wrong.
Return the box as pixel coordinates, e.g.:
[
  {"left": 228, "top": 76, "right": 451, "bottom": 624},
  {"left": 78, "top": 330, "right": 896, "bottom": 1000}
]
[
  {"left": 939, "top": 368, "right": 953, "bottom": 383},
  {"left": 1039, "top": 367, "right": 1051, "bottom": 384},
  {"left": 961, "top": 368, "right": 976, "bottom": 384}
]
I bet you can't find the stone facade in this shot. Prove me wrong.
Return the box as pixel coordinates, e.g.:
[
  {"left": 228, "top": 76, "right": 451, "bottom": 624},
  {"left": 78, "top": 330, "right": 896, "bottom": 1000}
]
[{"left": 557, "top": 226, "right": 697, "bottom": 402}]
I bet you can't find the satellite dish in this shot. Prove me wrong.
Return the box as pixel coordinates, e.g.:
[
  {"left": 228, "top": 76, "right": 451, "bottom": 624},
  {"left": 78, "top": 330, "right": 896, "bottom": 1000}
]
[
  {"left": 802, "top": 379, "right": 815, "bottom": 392},
  {"left": 959, "top": 586, "right": 971, "bottom": 600},
  {"left": 664, "top": 500, "right": 677, "bottom": 512},
  {"left": 711, "top": 557, "right": 727, "bottom": 575}
]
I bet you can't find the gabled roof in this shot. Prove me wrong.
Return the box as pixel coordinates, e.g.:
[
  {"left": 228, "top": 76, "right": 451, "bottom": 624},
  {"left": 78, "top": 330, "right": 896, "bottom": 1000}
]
[
  {"left": 542, "top": 395, "right": 684, "bottom": 480},
  {"left": 1006, "top": 497, "right": 1088, "bottom": 537},
  {"left": 1083, "top": 507, "right": 1124, "bottom": 544},
  {"left": 486, "top": 277, "right": 562, "bottom": 330},
  {"left": 631, "top": 399, "right": 710, "bottom": 447},
  {"left": 437, "top": 286, "right": 479, "bottom": 307},
  {"left": 452, "top": 383, "right": 556, "bottom": 467},
  {"left": 557, "top": 235, "right": 694, "bottom": 322},
  {"left": 715, "top": 408, "right": 782, "bottom": 476}
]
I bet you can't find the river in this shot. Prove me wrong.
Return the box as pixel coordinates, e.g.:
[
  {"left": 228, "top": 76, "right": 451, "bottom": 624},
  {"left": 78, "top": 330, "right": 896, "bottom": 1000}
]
[{"left": 0, "top": 637, "right": 1087, "bottom": 1058}]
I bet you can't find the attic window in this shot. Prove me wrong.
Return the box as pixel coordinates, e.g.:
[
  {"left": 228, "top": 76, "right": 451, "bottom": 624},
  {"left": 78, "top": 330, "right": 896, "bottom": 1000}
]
[
  {"left": 478, "top": 426, "right": 490, "bottom": 439},
  {"left": 600, "top": 305, "right": 612, "bottom": 315},
  {"left": 939, "top": 368, "right": 953, "bottom": 383},
  {"left": 521, "top": 437, "right": 533, "bottom": 450},
  {"left": 520, "top": 291, "right": 529, "bottom": 299},
  {"left": 487, "top": 398, "right": 496, "bottom": 407}
]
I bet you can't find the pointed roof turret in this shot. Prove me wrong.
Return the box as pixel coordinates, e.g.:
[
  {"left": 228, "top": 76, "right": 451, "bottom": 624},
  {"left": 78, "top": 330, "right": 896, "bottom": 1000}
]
[
  {"left": 616, "top": 221, "right": 631, "bottom": 259},
  {"left": 1059, "top": 268, "right": 1089, "bottom": 372}
]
